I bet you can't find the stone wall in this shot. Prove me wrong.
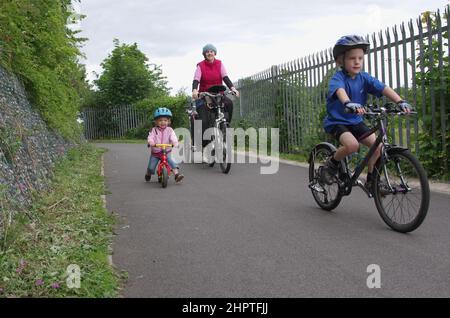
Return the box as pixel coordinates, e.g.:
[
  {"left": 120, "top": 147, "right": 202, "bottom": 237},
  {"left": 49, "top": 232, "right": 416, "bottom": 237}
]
[{"left": 0, "top": 66, "right": 75, "bottom": 227}]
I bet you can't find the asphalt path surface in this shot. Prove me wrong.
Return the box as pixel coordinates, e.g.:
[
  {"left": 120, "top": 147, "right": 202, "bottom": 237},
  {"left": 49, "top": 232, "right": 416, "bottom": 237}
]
[{"left": 98, "top": 143, "right": 450, "bottom": 297}]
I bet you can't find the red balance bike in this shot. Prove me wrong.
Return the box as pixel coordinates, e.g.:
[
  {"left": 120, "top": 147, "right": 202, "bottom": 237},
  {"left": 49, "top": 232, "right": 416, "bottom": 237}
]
[{"left": 155, "top": 143, "right": 173, "bottom": 188}]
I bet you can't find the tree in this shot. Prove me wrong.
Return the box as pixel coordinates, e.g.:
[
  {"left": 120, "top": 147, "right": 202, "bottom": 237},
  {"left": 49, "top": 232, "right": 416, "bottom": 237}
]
[{"left": 93, "top": 39, "right": 168, "bottom": 108}]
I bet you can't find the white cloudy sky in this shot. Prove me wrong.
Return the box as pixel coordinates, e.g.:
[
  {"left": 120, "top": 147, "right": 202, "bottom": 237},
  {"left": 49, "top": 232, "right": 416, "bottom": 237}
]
[{"left": 77, "top": 0, "right": 449, "bottom": 94}]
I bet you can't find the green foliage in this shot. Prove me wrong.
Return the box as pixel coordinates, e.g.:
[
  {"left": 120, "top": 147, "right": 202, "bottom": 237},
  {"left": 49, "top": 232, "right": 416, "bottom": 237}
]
[
  {"left": 0, "top": 0, "right": 88, "bottom": 140},
  {"left": 418, "top": 133, "right": 449, "bottom": 176},
  {"left": 124, "top": 125, "right": 152, "bottom": 141},
  {"left": 128, "top": 93, "right": 190, "bottom": 139},
  {"left": 91, "top": 39, "right": 168, "bottom": 109},
  {"left": 414, "top": 9, "right": 450, "bottom": 180},
  {"left": 231, "top": 118, "right": 253, "bottom": 130}
]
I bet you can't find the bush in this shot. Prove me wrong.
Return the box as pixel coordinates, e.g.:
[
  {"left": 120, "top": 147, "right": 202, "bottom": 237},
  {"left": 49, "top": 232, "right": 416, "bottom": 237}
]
[{"left": 130, "top": 94, "right": 190, "bottom": 140}]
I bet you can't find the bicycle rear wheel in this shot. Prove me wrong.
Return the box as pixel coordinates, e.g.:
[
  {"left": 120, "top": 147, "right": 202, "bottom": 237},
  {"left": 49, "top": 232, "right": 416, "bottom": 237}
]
[
  {"left": 373, "top": 150, "right": 430, "bottom": 233},
  {"left": 308, "top": 144, "right": 342, "bottom": 211}
]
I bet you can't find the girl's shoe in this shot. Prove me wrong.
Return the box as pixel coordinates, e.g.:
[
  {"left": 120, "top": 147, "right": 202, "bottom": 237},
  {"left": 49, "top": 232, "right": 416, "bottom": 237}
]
[
  {"left": 174, "top": 173, "right": 184, "bottom": 183},
  {"left": 145, "top": 172, "right": 151, "bottom": 182}
]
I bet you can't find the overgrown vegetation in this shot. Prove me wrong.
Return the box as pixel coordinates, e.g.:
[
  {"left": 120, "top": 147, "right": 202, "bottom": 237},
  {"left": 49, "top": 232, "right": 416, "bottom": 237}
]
[
  {"left": 0, "top": 0, "right": 89, "bottom": 140},
  {"left": 0, "top": 144, "right": 120, "bottom": 297},
  {"left": 414, "top": 9, "right": 450, "bottom": 180}
]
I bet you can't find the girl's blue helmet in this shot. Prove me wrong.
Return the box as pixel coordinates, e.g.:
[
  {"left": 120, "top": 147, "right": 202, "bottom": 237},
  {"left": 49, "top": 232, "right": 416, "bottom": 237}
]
[
  {"left": 153, "top": 107, "right": 172, "bottom": 120},
  {"left": 333, "top": 35, "right": 369, "bottom": 60}
]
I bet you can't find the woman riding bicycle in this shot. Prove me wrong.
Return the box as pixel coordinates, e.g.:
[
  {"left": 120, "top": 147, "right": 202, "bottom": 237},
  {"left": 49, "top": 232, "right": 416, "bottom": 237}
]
[
  {"left": 323, "top": 35, "right": 412, "bottom": 192},
  {"left": 191, "top": 44, "right": 240, "bottom": 157}
]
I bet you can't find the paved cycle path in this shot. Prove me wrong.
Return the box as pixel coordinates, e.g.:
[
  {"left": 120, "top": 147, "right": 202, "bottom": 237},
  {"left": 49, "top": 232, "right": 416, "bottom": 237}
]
[{"left": 97, "top": 143, "right": 450, "bottom": 297}]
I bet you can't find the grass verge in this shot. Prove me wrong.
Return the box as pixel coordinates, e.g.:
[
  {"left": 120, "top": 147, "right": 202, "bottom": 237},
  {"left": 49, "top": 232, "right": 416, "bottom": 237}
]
[{"left": 0, "top": 143, "right": 120, "bottom": 297}]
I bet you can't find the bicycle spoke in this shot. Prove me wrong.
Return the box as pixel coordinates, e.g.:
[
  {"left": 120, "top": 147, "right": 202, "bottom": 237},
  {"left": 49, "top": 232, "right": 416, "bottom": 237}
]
[
  {"left": 404, "top": 193, "right": 420, "bottom": 211},
  {"left": 374, "top": 150, "right": 429, "bottom": 232},
  {"left": 382, "top": 179, "right": 417, "bottom": 224}
]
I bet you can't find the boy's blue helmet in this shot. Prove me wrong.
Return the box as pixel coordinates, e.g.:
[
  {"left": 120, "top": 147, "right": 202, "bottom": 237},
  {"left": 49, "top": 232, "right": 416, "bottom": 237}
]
[
  {"left": 333, "top": 35, "right": 369, "bottom": 60},
  {"left": 153, "top": 107, "right": 172, "bottom": 120},
  {"left": 202, "top": 44, "right": 217, "bottom": 55}
]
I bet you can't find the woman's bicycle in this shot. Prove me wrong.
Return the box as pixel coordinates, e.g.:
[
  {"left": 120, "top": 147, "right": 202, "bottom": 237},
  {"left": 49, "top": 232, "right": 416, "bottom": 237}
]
[
  {"left": 155, "top": 143, "right": 173, "bottom": 188},
  {"left": 198, "top": 85, "right": 235, "bottom": 174},
  {"left": 308, "top": 103, "right": 430, "bottom": 233}
]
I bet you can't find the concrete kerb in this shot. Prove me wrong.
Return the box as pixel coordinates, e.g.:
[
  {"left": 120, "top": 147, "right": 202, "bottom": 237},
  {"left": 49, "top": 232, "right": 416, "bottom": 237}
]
[{"left": 236, "top": 150, "right": 450, "bottom": 196}]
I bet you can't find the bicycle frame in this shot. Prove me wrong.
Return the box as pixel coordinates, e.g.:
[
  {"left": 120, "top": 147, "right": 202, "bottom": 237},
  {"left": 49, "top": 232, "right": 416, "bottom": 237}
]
[
  {"left": 338, "top": 121, "right": 384, "bottom": 196},
  {"left": 199, "top": 88, "right": 233, "bottom": 156},
  {"left": 156, "top": 145, "right": 172, "bottom": 177},
  {"left": 337, "top": 105, "right": 416, "bottom": 197},
  {"left": 205, "top": 96, "right": 229, "bottom": 164},
  {"left": 211, "top": 102, "right": 227, "bottom": 130},
  {"left": 200, "top": 91, "right": 229, "bottom": 129}
]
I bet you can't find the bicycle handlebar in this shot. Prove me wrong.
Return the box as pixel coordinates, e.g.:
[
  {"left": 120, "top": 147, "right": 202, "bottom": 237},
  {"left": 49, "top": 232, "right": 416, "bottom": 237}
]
[
  {"left": 198, "top": 90, "right": 236, "bottom": 99},
  {"left": 155, "top": 143, "right": 173, "bottom": 148},
  {"left": 364, "top": 110, "right": 417, "bottom": 116},
  {"left": 345, "top": 103, "right": 417, "bottom": 117}
]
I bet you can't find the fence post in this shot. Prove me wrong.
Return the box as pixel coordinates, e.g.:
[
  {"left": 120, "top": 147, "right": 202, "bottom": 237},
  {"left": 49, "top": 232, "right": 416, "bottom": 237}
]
[
  {"left": 271, "top": 64, "right": 279, "bottom": 128},
  {"left": 426, "top": 14, "right": 437, "bottom": 140},
  {"left": 436, "top": 10, "right": 447, "bottom": 176}
]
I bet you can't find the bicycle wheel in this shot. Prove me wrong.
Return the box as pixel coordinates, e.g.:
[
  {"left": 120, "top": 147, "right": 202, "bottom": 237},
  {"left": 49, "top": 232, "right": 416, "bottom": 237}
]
[
  {"left": 219, "top": 124, "right": 231, "bottom": 174},
  {"left": 161, "top": 167, "right": 168, "bottom": 188},
  {"left": 208, "top": 145, "right": 215, "bottom": 167},
  {"left": 207, "top": 111, "right": 216, "bottom": 167},
  {"left": 373, "top": 150, "right": 430, "bottom": 233},
  {"left": 308, "top": 144, "right": 342, "bottom": 211},
  {"left": 206, "top": 135, "right": 215, "bottom": 167},
  {"left": 189, "top": 115, "right": 195, "bottom": 163}
]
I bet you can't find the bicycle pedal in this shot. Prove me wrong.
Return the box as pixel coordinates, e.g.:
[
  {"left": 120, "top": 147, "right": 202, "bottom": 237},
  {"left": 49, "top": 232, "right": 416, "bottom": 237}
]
[{"left": 309, "top": 182, "right": 325, "bottom": 193}]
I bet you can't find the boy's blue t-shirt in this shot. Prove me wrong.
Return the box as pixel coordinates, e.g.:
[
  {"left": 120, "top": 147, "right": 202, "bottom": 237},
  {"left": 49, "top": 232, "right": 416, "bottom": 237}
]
[{"left": 323, "top": 70, "right": 386, "bottom": 133}]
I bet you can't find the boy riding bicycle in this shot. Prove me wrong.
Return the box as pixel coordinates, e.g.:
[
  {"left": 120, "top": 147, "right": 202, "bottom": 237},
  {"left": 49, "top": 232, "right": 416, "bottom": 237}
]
[{"left": 323, "top": 35, "right": 412, "bottom": 192}]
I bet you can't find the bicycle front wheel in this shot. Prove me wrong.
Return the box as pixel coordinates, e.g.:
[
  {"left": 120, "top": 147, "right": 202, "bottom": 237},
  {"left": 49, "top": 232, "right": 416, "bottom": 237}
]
[
  {"left": 373, "top": 150, "right": 430, "bottom": 233},
  {"left": 219, "top": 124, "right": 231, "bottom": 174},
  {"left": 161, "top": 167, "right": 168, "bottom": 188}
]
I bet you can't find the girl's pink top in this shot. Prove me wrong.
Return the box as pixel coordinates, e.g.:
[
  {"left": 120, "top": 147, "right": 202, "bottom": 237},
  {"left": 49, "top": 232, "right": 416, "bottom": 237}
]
[{"left": 147, "top": 126, "right": 178, "bottom": 157}]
